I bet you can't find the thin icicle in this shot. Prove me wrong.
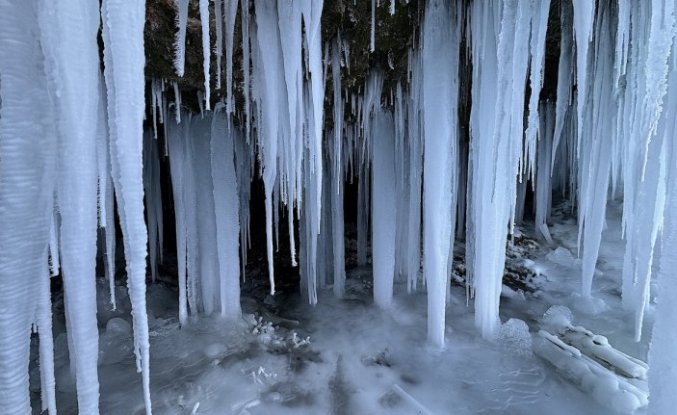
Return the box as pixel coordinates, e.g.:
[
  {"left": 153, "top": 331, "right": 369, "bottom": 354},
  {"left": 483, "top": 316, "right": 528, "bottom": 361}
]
[
  {"left": 174, "top": 0, "right": 189, "bottom": 77},
  {"left": 215, "top": 0, "right": 224, "bottom": 89},
  {"left": 225, "top": 0, "right": 239, "bottom": 113},
  {"left": 199, "top": 0, "right": 211, "bottom": 111}
]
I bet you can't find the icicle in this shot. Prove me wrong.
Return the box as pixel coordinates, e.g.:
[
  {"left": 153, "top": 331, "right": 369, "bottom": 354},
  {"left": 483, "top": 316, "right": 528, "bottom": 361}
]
[
  {"left": 371, "top": 109, "right": 397, "bottom": 308},
  {"left": 167, "top": 114, "right": 189, "bottom": 325},
  {"left": 577, "top": 4, "right": 615, "bottom": 298},
  {"left": 551, "top": 0, "right": 573, "bottom": 170},
  {"left": 173, "top": 81, "right": 182, "bottom": 124},
  {"left": 571, "top": 0, "right": 595, "bottom": 150},
  {"left": 199, "top": 0, "right": 211, "bottom": 111},
  {"left": 101, "top": 0, "right": 152, "bottom": 411},
  {"left": 254, "top": 0, "right": 285, "bottom": 296},
  {"left": 225, "top": 0, "right": 239, "bottom": 113},
  {"left": 174, "top": 0, "right": 189, "bottom": 77},
  {"left": 37, "top": 260, "right": 56, "bottom": 415},
  {"left": 37, "top": 0, "right": 104, "bottom": 411},
  {"left": 211, "top": 107, "right": 243, "bottom": 318},
  {"left": 48, "top": 206, "right": 61, "bottom": 277},
  {"left": 422, "top": 0, "right": 460, "bottom": 346},
  {"left": 524, "top": 0, "right": 551, "bottom": 180},
  {"left": 467, "top": 0, "right": 528, "bottom": 339},
  {"left": 390, "top": 0, "right": 395, "bottom": 15},
  {"left": 0, "top": 2, "right": 57, "bottom": 411},
  {"left": 370, "top": 0, "right": 376, "bottom": 52},
  {"left": 406, "top": 50, "right": 423, "bottom": 292},
  {"left": 215, "top": 0, "right": 224, "bottom": 90},
  {"left": 647, "top": 46, "right": 677, "bottom": 411},
  {"left": 534, "top": 102, "right": 555, "bottom": 243},
  {"left": 241, "top": 0, "right": 251, "bottom": 141},
  {"left": 640, "top": 0, "right": 676, "bottom": 177}
]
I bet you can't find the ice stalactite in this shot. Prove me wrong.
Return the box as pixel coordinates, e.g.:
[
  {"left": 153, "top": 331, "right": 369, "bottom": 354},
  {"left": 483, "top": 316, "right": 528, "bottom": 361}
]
[
  {"left": 534, "top": 103, "right": 555, "bottom": 243},
  {"left": 96, "top": 75, "right": 118, "bottom": 309},
  {"left": 144, "top": 133, "right": 164, "bottom": 284},
  {"left": 167, "top": 115, "right": 189, "bottom": 325},
  {"left": 234, "top": 128, "right": 254, "bottom": 278},
  {"left": 37, "top": 261, "right": 56, "bottom": 414},
  {"left": 174, "top": 0, "right": 189, "bottom": 77},
  {"left": 254, "top": 0, "right": 286, "bottom": 296},
  {"left": 199, "top": 0, "right": 211, "bottom": 111},
  {"left": 225, "top": 0, "right": 239, "bottom": 113},
  {"left": 356, "top": 159, "right": 370, "bottom": 268},
  {"left": 551, "top": 0, "right": 573, "bottom": 170},
  {"left": 394, "top": 83, "right": 410, "bottom": 283},
  {"left": 211, "top": 107, "right": 243, "bottom": 318},
  {"left": 101, "top": 0, "right": 152, "bottom": 411},
  {"left": 619, "top": 0, "right": 676, "bottom": 340},
  {"left": 39, "top": 0, "right": 103, "bottom": 411},
  {"left": 330, "top": 39, "right": 346, "bottom": 298},
  {"left": 241, "top": 0, "right": 251, "bottom": 139},
  {"left": 467, "top": 0, "right": 527, "bottom": 339},
  {"left": 577, "top": 4, "right": 616, "bottom": 299},
  {"left": 421, "top": 0, "right": 460, "bottom": 347},
  {"left": 371, "top": 109, "right": 397, "bottom": 308},
  {"left": 302, "top": 0, "right": 326, "bottom": 241},
  {"left": 277, "top": 0, "right": 303, "bottom": 267},
  {"left": 571, "top": 0, "right": 595, "bottom": 148},
  {"left": 193, "top": 117, "right": 221, "bottom": 315},
  {"left": 0, "top": 2, "right": 57, "bottom": 412},
  {"left": 370, "top": 0, "right": 376, "bottom": 52},
  {"left": 214, "top": 0, "right": 224, "bottom": 90},
  {"left": 524, "top": 0, "right": 551, "bottom": 180},
  {"left": 406, "top": 50, "right": 423, "bottom": 293},
  {"left": 648, "top": 40, "right": 677, "bottom": 414}
]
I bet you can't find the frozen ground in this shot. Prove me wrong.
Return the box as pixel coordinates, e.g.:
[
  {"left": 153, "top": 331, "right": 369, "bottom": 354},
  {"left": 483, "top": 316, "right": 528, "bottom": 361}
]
[{"left": 32, "top": 202, "right": 650, "bottom": 414}]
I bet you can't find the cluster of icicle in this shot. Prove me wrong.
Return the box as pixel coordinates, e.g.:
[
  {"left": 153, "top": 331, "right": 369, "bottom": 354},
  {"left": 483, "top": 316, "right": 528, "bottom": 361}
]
[
  {"left": 3, "top": 0, "right": 677, "bottom": 413},
  {"left": 0, "top": 0, "right": 151, "bottom": 413}
]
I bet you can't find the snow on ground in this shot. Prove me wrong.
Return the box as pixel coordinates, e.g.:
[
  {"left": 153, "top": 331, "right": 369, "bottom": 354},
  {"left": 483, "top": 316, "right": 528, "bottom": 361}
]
[{"left": 32, "top": 201, "right": 648, "bottom": 414}]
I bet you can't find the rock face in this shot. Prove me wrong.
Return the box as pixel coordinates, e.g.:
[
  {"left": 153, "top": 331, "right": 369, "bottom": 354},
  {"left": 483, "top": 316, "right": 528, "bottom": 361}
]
[{"left": 143, "top": 0, "right": 423, "bottom": 112}]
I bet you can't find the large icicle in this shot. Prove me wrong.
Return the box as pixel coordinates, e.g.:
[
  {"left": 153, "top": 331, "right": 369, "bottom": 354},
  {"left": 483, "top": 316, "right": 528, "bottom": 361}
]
[
  {"left": 167, "top": 115, "right": 189, "bottom": 325},
  {"left": 101, "top": 0, "right": 152, "bottom": 411},
  {"left": 371, "top": 109, "right": 397, "bottom": 308},
  {"left": 211, "top": 107, "right": 243, "bottom": 318},
  {"left": 254, "top": 0, "right": 286, "bottom": 296},
  {"left": 524, "top": 0, "right": 552, "bottom": 179},
  {"left": 552, "top": 0, "right": 573, "bottom": 169},
  {"left": 467, "top": 0, "right": 530, "bottom": 339},
  {"left": 330, "top": 39, "right": 346, "bottom": 298},
  {"left": 406, "top": 49, "right": 423, "bottom": 292},
  {"left": 648, "top": 42, "right": 677, "bottom": 411},
  {"left": 577, "top": 4, "right": 615, "bottom": 298},
  {"left": 39, "top": 0, "right": 103, "bottom": 411},
  {"left": 571, "top": 0, "right": 595, "bottom": 148},
  {"left": 0, "top": 2, "right": 57, "bottom": 412},
  {"left": 421, "top": 0, "right": 460, "bottom": 347}
]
